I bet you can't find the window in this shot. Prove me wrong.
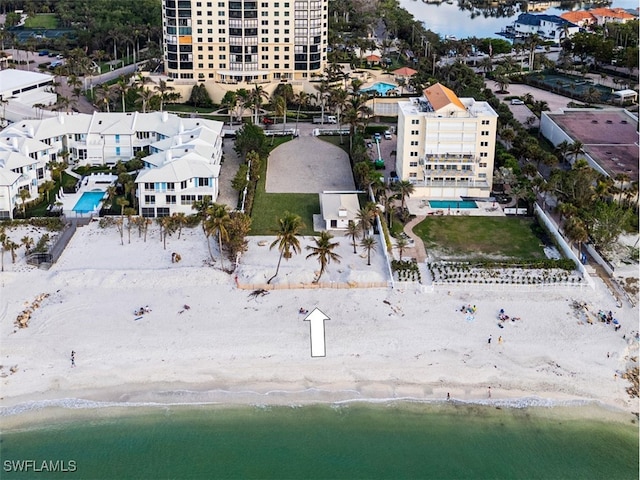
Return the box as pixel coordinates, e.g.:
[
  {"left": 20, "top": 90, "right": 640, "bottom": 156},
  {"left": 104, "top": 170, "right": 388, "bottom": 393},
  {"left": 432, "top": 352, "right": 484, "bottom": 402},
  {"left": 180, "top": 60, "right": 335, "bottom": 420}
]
[
  {"left": 479, "top": 162, "right": 487, "bottom": 168},
  {"left": 141, "top": 208, "right": 154, "bottom": 217},
  {"left": 410, "top": 152, "right": 418, "bottom": 157},
  {"left": 180, "top": 180, "right": 188, "bottom": 189},
  {"left": 481, "top": 131, "right": 489, "bottom": 136},
  {"left": 115, "top": 134, "right": 120, "bottom": 143},
  {"left": 481, "top": 120, "right": 490, "bottom": 125},
  {"left": 410, "top": 140, "right": 418, "bottom": 146},
  {"left": 145, "top": 195, "right": 156, "bottom": 204},
  {"left": 144, "top": 183, "right": 154, "bottom": 191},
  {"left": 409, "top": 161, "right": 418, "bottom": 167},
  {"left": 480, "top": 141, "right": 488, "bottom": 147},
  {"left": 480, "top": 152, "right": 488, "bottom": 158},
  {"left": 181, "top": 195, "right": 196, "bottom": 205},
  {"left": 156, "top": 208, "right": 170, "bottom": 217},
  {"left": 166, "top": 195, "right": 176, "bottom": 204},
  {"left": 198, "top": 178, "right": 210, "bottom": 187},
  {"left": 409, "top": 173, "right": 417, "bottom": 178},
  {"left": 115, "top": 147, "right": 121, "bottom": 156},
  {"left": 411, "top": 119, "right": 419, "bottom": 125},
  {"left": 411, "top": 130, "right": 419, "bottom": 135},
  {"left": 478, "top": 173, "right": 487, "bottom": 178},
  {"left": 167, "top": 182, "right": 175, "bottom": 191}
]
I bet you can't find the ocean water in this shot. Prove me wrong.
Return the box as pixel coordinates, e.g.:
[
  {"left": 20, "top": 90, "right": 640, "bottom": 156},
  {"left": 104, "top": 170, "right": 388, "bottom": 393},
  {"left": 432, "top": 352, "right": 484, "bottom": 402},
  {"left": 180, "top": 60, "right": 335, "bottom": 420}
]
[{"left": 1, "top": 403, "right": 637, "bottom": 480}]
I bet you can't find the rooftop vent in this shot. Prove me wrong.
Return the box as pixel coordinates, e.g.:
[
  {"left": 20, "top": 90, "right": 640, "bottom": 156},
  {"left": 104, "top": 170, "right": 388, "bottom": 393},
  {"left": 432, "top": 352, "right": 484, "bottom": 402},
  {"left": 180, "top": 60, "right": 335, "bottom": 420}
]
[
  {"left": 606, "top": 120, "right": 613, "bottom": 124},
  {"left": 621, "top": 120, "right": 628, "bottom": 124},
  {"left": 591, "top": 120, "right": 598, "bottom": 123}
]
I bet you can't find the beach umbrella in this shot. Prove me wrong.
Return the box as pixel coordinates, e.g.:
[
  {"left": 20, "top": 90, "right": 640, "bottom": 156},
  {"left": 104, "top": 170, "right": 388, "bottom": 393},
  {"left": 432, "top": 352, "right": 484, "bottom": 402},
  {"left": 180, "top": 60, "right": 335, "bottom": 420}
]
[{"left": 392, "top": 67, "right": 417, "bottom": 77}]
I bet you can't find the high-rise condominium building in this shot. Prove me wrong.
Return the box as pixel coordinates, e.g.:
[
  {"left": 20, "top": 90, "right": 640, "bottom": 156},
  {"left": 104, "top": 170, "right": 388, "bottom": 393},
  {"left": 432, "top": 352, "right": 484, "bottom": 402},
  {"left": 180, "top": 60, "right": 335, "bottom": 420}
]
[
  {"left": 162, "top": 0, "right": 328, "bottom": 84},
  {"left": 396, "top": 83, "right": 498, "bottom": 199}
]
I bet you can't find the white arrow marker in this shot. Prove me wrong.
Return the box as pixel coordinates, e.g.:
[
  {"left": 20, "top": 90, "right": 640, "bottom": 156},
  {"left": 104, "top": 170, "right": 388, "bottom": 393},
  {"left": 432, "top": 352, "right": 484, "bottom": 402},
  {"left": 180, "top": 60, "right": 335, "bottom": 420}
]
[{"left": 304, "top": 307, "right": 329, "bottom": 357}]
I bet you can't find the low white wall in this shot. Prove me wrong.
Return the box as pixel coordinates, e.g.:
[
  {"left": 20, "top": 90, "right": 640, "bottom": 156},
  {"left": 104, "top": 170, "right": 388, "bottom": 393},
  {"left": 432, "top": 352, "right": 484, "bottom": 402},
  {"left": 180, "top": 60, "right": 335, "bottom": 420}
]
[{"left": 534, "top": 204, "right": 594, "bottom": 289}]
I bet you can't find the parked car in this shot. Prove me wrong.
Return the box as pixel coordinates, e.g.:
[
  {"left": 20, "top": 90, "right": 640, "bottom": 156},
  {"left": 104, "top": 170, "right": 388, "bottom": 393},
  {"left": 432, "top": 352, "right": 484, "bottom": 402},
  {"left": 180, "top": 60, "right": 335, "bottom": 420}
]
[
  {"left": 38, "top": 50, "right": 49, "bottom": 56},
  {"left": 384, "top": 131, "right": 392, "bottom": 140},
  {"left": 510, "top": 99, "right": 524, "bottom": 105},
  {"left": 373, "top": 132, "right": 381, "bottom": 141}
]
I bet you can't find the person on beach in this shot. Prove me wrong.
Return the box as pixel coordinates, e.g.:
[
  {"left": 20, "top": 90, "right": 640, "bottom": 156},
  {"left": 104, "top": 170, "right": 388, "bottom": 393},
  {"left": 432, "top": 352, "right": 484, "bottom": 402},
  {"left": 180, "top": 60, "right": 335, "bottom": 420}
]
[
  {"left": 498, "top": 336, "right": 503, "bottom": 345},
  {"left": 488, "top": 335, "right": 492, "bottom": 344},
  {"left": 71, "top": 350, "right": 76, "bottom": 367},
  {"left": 447, "top": 392, "right": 450, "bottom": 400},
  {"left": 488, "top": 387, "right": 491, "bottom": 398}
]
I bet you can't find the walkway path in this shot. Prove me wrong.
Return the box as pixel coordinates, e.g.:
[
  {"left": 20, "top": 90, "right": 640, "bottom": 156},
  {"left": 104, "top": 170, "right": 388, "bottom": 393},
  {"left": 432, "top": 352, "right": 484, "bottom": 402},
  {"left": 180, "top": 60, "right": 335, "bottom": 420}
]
[{"left": 401, "top": 215, "right": 428, "bottom": 263}]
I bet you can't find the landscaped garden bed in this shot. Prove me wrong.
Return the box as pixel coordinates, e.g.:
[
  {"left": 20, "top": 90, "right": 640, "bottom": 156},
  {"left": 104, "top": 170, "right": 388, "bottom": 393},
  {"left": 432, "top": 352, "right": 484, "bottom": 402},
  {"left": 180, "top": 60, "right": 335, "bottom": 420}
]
[{"left": 428, "top": 260, "right": 583, "bottom": 286}]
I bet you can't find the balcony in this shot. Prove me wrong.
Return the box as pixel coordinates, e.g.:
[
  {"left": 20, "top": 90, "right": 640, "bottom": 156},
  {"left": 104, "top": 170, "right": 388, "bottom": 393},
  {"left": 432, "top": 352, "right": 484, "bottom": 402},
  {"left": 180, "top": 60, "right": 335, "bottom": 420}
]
[{"left": 421, "top": 153, "right": 477, "bottom": 165}]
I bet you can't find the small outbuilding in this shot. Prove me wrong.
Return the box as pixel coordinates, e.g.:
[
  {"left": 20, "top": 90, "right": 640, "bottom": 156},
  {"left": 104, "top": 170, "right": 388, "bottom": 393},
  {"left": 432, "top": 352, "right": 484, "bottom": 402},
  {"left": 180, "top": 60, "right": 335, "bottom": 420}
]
[
  {"left": 319, "top": 193, "right": 360, "bottom": 231},
  {"left": 612, "top": 89, "right": 637, "bottom": 104}
]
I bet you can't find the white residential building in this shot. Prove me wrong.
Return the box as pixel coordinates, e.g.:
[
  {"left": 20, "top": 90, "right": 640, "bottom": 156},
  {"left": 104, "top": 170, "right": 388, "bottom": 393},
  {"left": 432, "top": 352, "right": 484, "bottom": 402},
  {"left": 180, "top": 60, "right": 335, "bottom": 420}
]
[
  {"left": 0, "top": 112, "right": 224, "bottom": 218},
  {"left": 0, "top": 132, "right": 54, "bottom": 219},
  {"left": 162, "top": 0, "right": 328, "bottom": 84},
  {"left": 396, "top": 83, "right": 498, "bottom": 199},
  {"left": 508, "top": 13, "right": 579, "bottom": 43}
]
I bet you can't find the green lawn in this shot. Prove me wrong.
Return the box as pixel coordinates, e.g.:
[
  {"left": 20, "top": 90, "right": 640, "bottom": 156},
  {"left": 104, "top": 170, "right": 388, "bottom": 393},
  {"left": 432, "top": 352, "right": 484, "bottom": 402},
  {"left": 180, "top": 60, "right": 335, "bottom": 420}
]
[
  {"left": 250, "top": 193, "right": 320, "bottom": 236},
  {"left": 414, "top": 216, "right": 546, "bottom": 260},
  {"left": 24, "top": 14, "right": 58, "bottom": 29}
]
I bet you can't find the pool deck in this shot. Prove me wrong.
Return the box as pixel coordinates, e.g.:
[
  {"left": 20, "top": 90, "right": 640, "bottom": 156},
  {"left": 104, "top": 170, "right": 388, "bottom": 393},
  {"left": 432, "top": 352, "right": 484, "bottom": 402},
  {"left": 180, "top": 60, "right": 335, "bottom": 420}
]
[
  {"left": 406, "top": 197, "right": 506, "bottom": 217},
  {"left": 57, "top": 173, "right": 117, "bottom": 218}
]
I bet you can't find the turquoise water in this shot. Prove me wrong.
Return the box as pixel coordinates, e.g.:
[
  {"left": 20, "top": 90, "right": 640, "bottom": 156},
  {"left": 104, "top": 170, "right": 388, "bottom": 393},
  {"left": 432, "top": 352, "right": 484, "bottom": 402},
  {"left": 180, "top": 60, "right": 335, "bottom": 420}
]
[
  {"left": 361, "top": 82, "right": 397, "bottom": 96},
  {"left": 1, "top": 403, "right": 637, "bottom": 479},
  {"left": 429, "top": 200, "right": 478, "bottom": 209},
  {"left": 73, "top": 191, "right": 105, "bottom": 213}
]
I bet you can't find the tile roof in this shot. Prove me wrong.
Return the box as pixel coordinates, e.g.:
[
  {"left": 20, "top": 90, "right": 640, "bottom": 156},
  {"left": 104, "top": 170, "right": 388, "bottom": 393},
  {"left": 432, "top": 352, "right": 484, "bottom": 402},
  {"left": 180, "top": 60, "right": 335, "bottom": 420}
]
[{"left": 423, "top": 83, "right": 466, "bottom": 112}]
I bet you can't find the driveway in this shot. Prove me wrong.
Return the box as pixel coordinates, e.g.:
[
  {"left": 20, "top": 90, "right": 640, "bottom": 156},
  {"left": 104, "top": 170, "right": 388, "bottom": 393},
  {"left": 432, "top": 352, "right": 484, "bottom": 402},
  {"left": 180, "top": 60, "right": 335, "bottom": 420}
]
[{"left": 265, "top": 133, "right": 355, "bottom": 193}]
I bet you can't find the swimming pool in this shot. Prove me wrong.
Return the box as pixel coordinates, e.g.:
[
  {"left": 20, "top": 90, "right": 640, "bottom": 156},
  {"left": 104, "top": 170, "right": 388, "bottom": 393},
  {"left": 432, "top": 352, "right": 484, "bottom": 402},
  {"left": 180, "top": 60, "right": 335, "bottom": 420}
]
[
  {"left": 361, "top": 82, "right": 398, "bottom": 96},
  {"left": 429, "top": 200, "right": 477, "bottom": 209},
  {"left": 73, "top": 191, "right": 106, "bottom": 213}
]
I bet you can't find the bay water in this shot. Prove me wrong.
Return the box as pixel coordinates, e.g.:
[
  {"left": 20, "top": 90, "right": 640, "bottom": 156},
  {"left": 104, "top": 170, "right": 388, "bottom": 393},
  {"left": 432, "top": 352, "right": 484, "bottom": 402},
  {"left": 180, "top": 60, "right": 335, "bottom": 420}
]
[
  {"left": 399, "top": 0, "right": 639, "bottom": 40},
  {"left": 1, "top": 402, "right": 638, "bottom": 479}
]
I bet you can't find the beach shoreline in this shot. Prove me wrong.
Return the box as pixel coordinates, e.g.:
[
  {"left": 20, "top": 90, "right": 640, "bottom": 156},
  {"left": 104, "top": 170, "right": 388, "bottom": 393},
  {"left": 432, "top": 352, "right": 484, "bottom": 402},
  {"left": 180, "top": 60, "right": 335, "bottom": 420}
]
[{"left": 1, "top": 222, "right": 638, "bottom": 427}]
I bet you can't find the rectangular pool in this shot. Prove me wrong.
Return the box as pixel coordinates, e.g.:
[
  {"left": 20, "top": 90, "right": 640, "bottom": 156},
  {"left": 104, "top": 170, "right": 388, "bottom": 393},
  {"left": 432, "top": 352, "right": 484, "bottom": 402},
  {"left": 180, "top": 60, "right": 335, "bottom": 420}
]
[
  {"left": 73, "top": 191, "right": 106, "bottom": 213},
  {"left": 429, "top": 200, "right": 477, "bottom": 209}
]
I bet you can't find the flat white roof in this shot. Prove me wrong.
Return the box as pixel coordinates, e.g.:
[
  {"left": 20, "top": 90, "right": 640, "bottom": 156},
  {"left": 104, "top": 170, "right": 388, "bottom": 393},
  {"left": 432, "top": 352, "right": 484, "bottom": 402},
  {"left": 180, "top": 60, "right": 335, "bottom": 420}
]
[{"left": 0, "top": 70, "right": 54, "bottom": 96}]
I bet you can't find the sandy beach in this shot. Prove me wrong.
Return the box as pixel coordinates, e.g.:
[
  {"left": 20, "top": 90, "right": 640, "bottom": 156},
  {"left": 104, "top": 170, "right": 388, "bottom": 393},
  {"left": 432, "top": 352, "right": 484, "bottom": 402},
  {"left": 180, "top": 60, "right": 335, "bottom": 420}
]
[{"left": 0, "top": 221, "right": 638, "bottom": 416}]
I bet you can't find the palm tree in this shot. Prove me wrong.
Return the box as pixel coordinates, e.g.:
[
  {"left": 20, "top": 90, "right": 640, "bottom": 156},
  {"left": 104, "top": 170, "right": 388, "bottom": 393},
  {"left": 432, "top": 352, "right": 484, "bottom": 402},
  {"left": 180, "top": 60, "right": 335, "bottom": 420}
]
[
  {"left": 330, "top": 87, "right": 349, "bottom": 144},
  {"left": 221, "top": 90, "right": 238, "bottom": 126},
  {"left": 359, "top": 236, "right": 377, "bottom": 266},
  {"left": 555, "top": 140, "right": 571, "bottom": 166},
  {"left": 392, "top": 180, "right": 415, "bottom": 212},
  {"left": 111, "top": 76, "right": 129, "bottom": 112},
  {"left": 21, "top": 235, "right": 34, "bottom": 255},
  {"left": 19, "top": 189, "right": 31, "bottom": 217},
  {"left": 116, "top": 197, "right": 129, "bottom": 245},
  {"left": 250, "top": 83, "right": 268, "bottom": 124},
  {"left": 564, "top": 216, "right": 588, "bottom": 255},
  {"left": 172, "top": 212, "right": 188, "bottom": 239},
  {"left": 136, "top": 87, "right": 155, "bottom": 113},
  {"left": 204, "top": 203, "right": 231, "bottom": 269},
  {"left": 192, "top": 195, "right": 214, "bottom": 259},
  {"left": 38, "top": 180, "right": 56, "bottom": 203},
  {"left": 313, "top": 80, "right": 331, "bottom": 124},
  {"left": 356, "top": 203, "right": 377, "bottom": 238},
  {"left": 346, "top": 220, "right": 360, "bottom": 254},
  {"left": 294, "top": 91, "right": 309, "bottom": 136},
  {"left": 395, "top": 236, "right": 408, "bottom": 259},
  {"left": 569, "top": 141, "right": 584, "bottom": 164},
  {"left": 268, "top": 212, "right": 304, "bottom": 284},
  {"left": 305, "top": 231, "right": 341, "bottom": 283},
  {"left": 155, "top": 79, "right": 175, "bottom": 112}
]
